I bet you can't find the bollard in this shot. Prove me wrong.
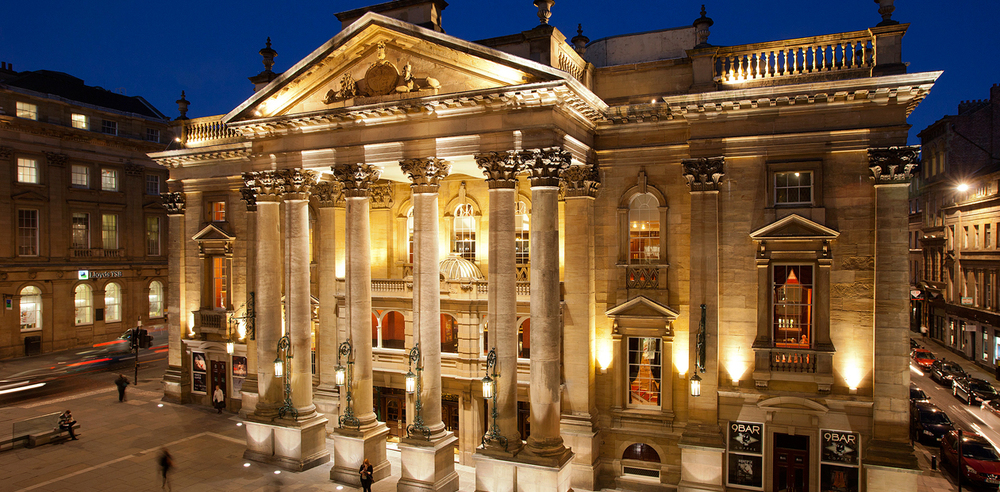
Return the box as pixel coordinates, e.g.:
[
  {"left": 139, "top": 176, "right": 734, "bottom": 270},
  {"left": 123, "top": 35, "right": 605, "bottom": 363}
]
[{"left": 931, "top": 455, "right": 937, "bottom": 470}]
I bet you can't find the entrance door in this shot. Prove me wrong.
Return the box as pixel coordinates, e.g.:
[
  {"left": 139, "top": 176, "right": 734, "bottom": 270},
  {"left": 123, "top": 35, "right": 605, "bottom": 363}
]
[
  {"left": 211, "top": 360, "right": 227, "bottom": 406},
  {"left": 442, "top": 398, "right": 459, "bottom": 432},
  {"left": 378, "top": 388, "right": 406, "bottom": 438},
  {"left": 773, "top": 433, "right": 809, "bottom": 492}
]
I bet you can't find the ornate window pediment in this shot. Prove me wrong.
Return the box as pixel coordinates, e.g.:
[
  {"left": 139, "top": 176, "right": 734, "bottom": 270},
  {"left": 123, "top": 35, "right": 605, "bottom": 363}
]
[
  {"left": 606, "top": 295, "right": 680, "bottom": 328},
  {"left": 750, "top": 214, "right": 839, "bottom": 241},
  {"left": 192, "top": 223, "right": 234, "bottom": 256}
]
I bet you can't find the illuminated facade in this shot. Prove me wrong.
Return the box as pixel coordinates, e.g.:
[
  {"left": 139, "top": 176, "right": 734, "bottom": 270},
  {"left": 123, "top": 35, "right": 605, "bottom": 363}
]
[
  {"left": 151, "top": 1, "right": 939, "bottom": 490},
  {"left": 0, "top": 65, "right": 171, "bottom": 358}
]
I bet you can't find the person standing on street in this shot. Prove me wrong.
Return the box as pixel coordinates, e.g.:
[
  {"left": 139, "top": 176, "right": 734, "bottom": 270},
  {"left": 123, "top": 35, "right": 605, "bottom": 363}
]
[
  {"left": 115, "top": 374, "right": 129, "bottom": 402},
  {"left": 212, "top": 385, "right": 225, "bottom": 414},
  {"left": 158, "top": 448, "right": 173, "bottom": 491},
  {"left": 359, "top": 458, "right": 373, "bottom": 492}
]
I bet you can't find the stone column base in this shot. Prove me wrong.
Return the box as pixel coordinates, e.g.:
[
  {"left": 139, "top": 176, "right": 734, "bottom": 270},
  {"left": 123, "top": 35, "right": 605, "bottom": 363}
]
[
  {"left": 161, "top": 364, "right": 189, "bottom": 404},
  {"left": 243, "top": 414, "right": 330, "bottom": 471},
  {"left": 313, "top": 384, "right": 341, "bottom": 433},
  {"left": 677, "top": 444, "right": 725, "bottom": 492},
  {"left": 331, "top": 423, "right": 391, "bottom": 486},
  {"left": 473, "top": 450, "right": 573, "bottom": 492},
  {"left": 474, "top": 452, "right": 517, "bottom": 492},
  {"left": 560, "top": 415, "right": 598, "bottom": 491},
  {"left": 397, "top": 433, "right": 459, "bottom": 492}
]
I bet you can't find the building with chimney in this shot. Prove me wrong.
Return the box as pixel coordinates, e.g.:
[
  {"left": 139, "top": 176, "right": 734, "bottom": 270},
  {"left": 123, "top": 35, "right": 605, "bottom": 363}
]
[{"left": 150, "top": 1, "right": 939, "bottom": 490}]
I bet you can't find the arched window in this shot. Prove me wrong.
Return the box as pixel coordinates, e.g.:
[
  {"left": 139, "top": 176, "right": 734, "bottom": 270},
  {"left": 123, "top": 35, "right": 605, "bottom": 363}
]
[
  {"left": 407, "top": 208, "right": 414, "bottom": 264},
  {"left": 622, "top": 443, "right": 660, "bottom": 462},
  {"left": 382, "top": 311, "right": 405, "bottom": 349},
  {"left": 105, "top": 282, "right": 122, "bottom": 323},
  {"left": 149, "top": 281, "right": 164, "bottom": 318},
  {"left": 622, "top": 443, "right": 661, "bottom": 480},
  {"left": 518, "top": 318, "right": 530, "bottom": 358},
  {"left": 453, "top": 204, "right": 476, "bottom": 261},
  {"left": 629, "top": 193, "right": 660, "bottom": 263},
  {"left": 19, "top": 286, "right": 42, "bottom": 332},
  {"left": 441, "top": 314, "right": 458, "bottom": 353},
  {"left": 515, "top": 200, "right": 530, "bottom": 265},
  {"left": 75, "top": 284, "right": 93, "bottom": 325}
]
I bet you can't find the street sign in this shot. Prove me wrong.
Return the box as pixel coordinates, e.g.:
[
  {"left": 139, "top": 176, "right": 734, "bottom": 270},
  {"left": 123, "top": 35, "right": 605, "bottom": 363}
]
[{"left": 77, "top": 270, "right": 89, "bottom": 280}]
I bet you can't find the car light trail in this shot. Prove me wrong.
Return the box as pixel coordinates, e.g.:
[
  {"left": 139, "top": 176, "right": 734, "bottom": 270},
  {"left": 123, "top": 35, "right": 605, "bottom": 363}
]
[
  {"left": 910, "top": 364, "right": 924, "bottom": 377},
  {"left": 67, "top": 358, "right": 111, "bottom": 367},
  {"left": 0, "top": 382, "right": 45, "bottom": 395}
]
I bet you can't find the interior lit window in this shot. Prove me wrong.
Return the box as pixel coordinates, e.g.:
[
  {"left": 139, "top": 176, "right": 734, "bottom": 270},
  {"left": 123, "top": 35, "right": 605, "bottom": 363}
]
[
  {"left": 19, "top": 286, "right": 42, "bottom": 332},
  {"left": 101, "top": 168, "right": 118, "bottom": 191},
  {"left": 453, "top": 204, "right": 476, "bottom": 261},
  {"left": 72, "top": 113, "right": 89, "bottom": 129},
  {"left": 774, "top": 171, "right": 813, "bottom": 205},
  {"left": 17, "top": 158, "right": 39, "bottom": 184},
  {"left": 212, "top": 201, "right": 226, "bottom": 222},
  {"left": 102, "top": 214, "right": 118, "bottom": 249},
  {"left": 105, "top": 282, "right": 122, "bottom": 323},
  {"left": 149, "top": 281, "right": 164, "bottom": 318},
  {"left": 72, "top": 213, "right": 90, "bottom": 249},
  {"left": 213, "top": 257, "right": 229, "bottom": 309},
  {"left": 627, "top": 337, "right": 661, "bottom": 407},
  {"left": 72, "top": 165, "right": 90, "bottom": 188},
  {"left": 629, "top": 194, "right": 659, "bottom": 263},
  {"left": 773, "top": 265, "right": 813, "bottom": 348},
  {"left": 515, "top": 200, "right": 530, "bottom": 265},
  {"left": 16, "top": 102, "right": 38, "bottom": 120},
  {"left": 75, "top": 284, "right": 93, "bottom": 325}
]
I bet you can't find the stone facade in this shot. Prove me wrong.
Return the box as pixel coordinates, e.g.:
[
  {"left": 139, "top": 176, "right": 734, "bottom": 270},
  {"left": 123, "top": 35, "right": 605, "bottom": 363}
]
[{"left": 150, "top": 1, "right": 939, "bottom": 490}]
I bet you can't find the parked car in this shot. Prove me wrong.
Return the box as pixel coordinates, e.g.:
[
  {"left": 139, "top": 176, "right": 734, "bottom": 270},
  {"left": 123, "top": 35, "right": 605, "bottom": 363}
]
[
  {"left": 911, "top": 348, "right": 936, "bottom": 370},
  {"left": 940, "top": 430, "right": 1000, "bottom": 488},
  {"left": 910, "top": 401, "right": 955, "bottom": 444},
  {"left": 954, "top": 377, "right": 1000, "bottom": 405},
  {"left": 929, "top": 359, "right": 967, "bottom": 387},
  {"left": 910, "top": 383, "right": 930, "bottom": 403},
  {"left": 911, "top": 338, "right": 919, "bottom": 349},
  {"left": 982, "top": 399, "right": 1000, "bottom": 417}
]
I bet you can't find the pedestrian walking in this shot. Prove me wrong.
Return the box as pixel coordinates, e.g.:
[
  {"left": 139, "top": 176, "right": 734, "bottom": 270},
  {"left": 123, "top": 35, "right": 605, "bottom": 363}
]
[
  {"left": 212, "top": 385, "right": 225, "bottom": 414},
  {"left": 115, "top": 374, "right": 129, "bottom": 402},
  {"left": 359, "top": 458, "right": 374, "bottom": 492},
  {"left": 59, "top": 410, "right": 78, "bottom": 440},
  {"left": 158, "top": 448, "right": 173, "bottom": 491}
]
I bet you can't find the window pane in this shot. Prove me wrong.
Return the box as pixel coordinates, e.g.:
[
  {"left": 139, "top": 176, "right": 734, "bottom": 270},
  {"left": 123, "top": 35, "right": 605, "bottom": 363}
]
[
  {"left": 102, "top": 214, "right": 118, "bottom": 249},
  {"left": 774, "top": 171, "right": 813, "bottom": 205},
  {"left": 105, "top": 282, "right": 121, "bottom": 323},
  {"left": 101, "top": 120, "right": 117, "bottom": 135},
  {"left": 212, "top": 201, "right": 226, "bottom": 222},
  {"left": 149, "top": 281, "right": 164, "bottom": 318},
  {"left": 17, "top": 158, "right": 39, "bottom": 183},
  {"left": 213, "top": 258, "right": 228, "bottom": 309},
  {"left": 628, "top": 337, "right": 661, "bottom": 407},
  {"left": 72, "top": 165, "right": 89, "bottom": 187},
  {"left": 629, "top": 194, "right": 660, "bottom": 263},
  {"left": 146, "top": 128, "right": 160, "bottom": 142},
  {"left": 20, "top": 286, "right": 42, "bottom": 331},
  {"left": 145, "top": 175, "right": 160, "bottom": 195},
  {"left": 146, "top": 216, "right": 160, "bottom": 255},
  {"left": 773, "top": 265, "right": 814, "bottom": 347},
  {"left": 18, "top": 209, "right": 39, "bottom": 256},
  {"left": 101, "top": 169, "right": 118, "bottom": 191},
  {"left": 72, "top": 113, "right": 88, "bottom": 130},
  {"left": 453, "top": 204, "right": 476, "bottom": 261},
  {"left": 16, "top": 102, "right": 38, "bottom": 120},
  {"left": 75, "top": 284, "right": 93, "bottom": 325},
  {"left": 72, "top": 213, "right": 89, "bottom": 249}
]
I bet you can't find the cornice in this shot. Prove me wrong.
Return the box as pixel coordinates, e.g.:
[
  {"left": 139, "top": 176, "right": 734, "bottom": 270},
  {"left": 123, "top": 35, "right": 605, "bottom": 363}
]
[
  {"left": 0, "top": 115, "right": 168, "bottom": 153},
  {"left": 148, "top": 142, "right": 253, "bottom": 168}
]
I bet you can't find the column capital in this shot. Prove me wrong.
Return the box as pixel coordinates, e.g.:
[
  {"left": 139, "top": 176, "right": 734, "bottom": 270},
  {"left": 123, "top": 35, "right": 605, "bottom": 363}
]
[
  {"left": 475, "top": 151, "right": 524, "bottom": 189},
  {"left": 276, "top": 169, "right": 317, "bottom": 200},
  {"left": 160, "top": 192, "right": 186, "bottom": 215},
  {"left": 240, "top": 187, "right": 257, "bottom": 212},
  {"left": 312, "top": 181, "right": 343, "bottom": 207},
  {"left": 331, "top": 163, "right": 382, "bottom": 198},
  {"left": 869, "top": 146, "right": 919, "bottom": 184},
  {"left": 682, "top": 156, "right": 726, "bottom": 192},
  {"left": 562, "top": 163, "right": 601, "bottom": 198},
  {"left": 524, "top": 148, "right": 571, "bottom": 188},
  {"left": 243, "top": 170, "right": 284, "bottom": 202},
  {"left": 400, "top": 157, "right": 451, "bottom": 194}
]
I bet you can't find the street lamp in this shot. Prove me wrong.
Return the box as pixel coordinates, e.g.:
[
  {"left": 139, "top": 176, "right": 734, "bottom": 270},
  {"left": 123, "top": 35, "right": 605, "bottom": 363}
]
[
  {"left": 336, "top": 340, "right": 360, "bottom": 430},
  {"left": 480, "top": 347, "right": 507, "bottom": 450},
  {"left": 691, "top": 304, "right": 707, "bottom": 397},
  {"left": 690, "top": 373, "right": 702, "bottom": 397},
  {"left": 275, "top": 333, "right": 296, "bottom": 420},
  {"left": 405, "top": 343, "right": 431, "bottom": 440}
]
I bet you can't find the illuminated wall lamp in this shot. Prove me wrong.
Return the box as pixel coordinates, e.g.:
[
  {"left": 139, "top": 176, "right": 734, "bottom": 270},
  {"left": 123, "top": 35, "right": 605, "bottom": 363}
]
[
  {"left": 690, "top": 373, "right": 702, "bottom": 397},
  {"left": 226, "top": 341, "right": 235, "bottom": 355}
]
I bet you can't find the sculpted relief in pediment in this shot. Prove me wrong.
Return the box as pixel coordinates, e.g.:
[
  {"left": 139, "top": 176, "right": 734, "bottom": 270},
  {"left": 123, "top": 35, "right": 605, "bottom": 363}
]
[{"left": 323, "top": 40, "right": 441, "bottom": 103}]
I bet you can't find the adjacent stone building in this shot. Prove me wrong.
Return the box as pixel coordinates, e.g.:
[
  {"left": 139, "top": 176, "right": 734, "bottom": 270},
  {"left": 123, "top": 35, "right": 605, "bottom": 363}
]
[
  {"left": 0, "top": 65, "right": 172, "bottom": 358},
  {"left": 911, "top": 84, "right": 1000, "bottom": 369},
  {"left": 151, "top": 1, "right": 940, "bottom": 490}
]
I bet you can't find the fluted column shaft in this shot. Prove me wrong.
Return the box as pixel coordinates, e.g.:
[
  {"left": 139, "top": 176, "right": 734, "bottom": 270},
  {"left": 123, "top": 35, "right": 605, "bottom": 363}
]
[
  {"left": 284, "top": 170, "right": 316, "bottom": 416},
  {"left": 315, "top": 183, "right": 340, "bottom": 391},
  {"left": 476, "top": 151, "right": 524, "bottom": 453}
]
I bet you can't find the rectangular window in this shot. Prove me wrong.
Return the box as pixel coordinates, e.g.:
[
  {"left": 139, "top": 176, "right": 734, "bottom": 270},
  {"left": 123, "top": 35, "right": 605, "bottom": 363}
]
[
  {"left": 774, "top": 171, "right": 813, "bottom": 205},
  {"left": 964, "top": 226, "right": 969, "bottom": 249},
  {"left": 102, "top": 214, "right": 118, "bottom": 250},
  {"left": 145, "top": 175, "right": 160, "bottom": 196},
  {"left": 71, "top": 165, "right": 90, "bottom": 188},
  {"left": 975, "top": 225, "right": 980, "bottom": 248},
  {"left": 211, "top": 201, "right": 226, "bottom": 222},
  {"left": 213, "top": 257, "right": 229, "bottom": 309},
  {"left": 18, "top": 209, "right": 39, "bottom": 256},
  {"left": 72, "top": 213, "right": 90, "bottom": 249},
  {"left": 16, "top": 102, "right": 38, "bottom": 120},
  {"left": 17, "top": 158, "right": 39, "bottom": 183},
  {"left": 101, "top": 168, "right": 118, "bottom": 191},
  {"left": 71, "top": 113, "right": 88, "bottom": 130},
  {"left": 987, "top": 224, "right": 992, "bottom": 249},
  {"left": 627, "top": 337, "right": 661, "bottom": 407},
  {"left": 773, "top": 265, "right": 813, "bottom": 348},
  {"left": 146, "top": 216, "right": 160, "bottom": 256},
  {"left": 146, "top": 128, "right": 160, "bottom": 142},
  {"left": 985, "top": 331, "right": 990, "bottom": 361},
  {"left": 101, "top": 119, "right": 118, "bottom": 135}
]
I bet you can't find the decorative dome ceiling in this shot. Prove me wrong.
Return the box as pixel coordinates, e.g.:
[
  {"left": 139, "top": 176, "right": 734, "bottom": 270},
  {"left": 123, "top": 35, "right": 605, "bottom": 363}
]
[{"left": 439, "top": 253, "right": 484, "bottom": 281}]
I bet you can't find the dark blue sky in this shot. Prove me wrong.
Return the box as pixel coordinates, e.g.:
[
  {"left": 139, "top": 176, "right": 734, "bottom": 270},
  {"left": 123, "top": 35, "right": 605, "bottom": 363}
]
[{"left": 2, "top": 1, "right": 997, "bottom": 144}]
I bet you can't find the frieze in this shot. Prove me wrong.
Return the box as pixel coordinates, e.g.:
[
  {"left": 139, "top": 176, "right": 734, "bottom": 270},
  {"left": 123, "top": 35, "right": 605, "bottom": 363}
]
[
  {"left": 332, "top": 163, "right": 383, "bottom": 198},
  {"left": 400, "top": 158, "right": 451, "bottom": 193},
  {"left": 682, "top": 157, "right": 726, "bottom": 192},
  {"left": 561, "top": 163, "right": 601, "bottom": 198},
  {"left": 524, "top": 148, "right": 571, "bottom": 187},
  {"left": 44, "top": 152, "right": 68, "bottom": 167},
  {"left": 323, "top": 40, "right": 440, "bottom": 104},
  {"left": 160, "top": 192, "right": 186, "bottom": 215},
  {"left": 868, "top": 146, "right": 919, "bottom": 184},
  {"left": 475, "top": 151, "right": 524, "bottom": 189}
]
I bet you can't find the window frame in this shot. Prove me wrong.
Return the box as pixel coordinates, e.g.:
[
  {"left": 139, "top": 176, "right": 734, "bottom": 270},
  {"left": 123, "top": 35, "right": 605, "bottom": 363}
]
[
  {"left": 104, "top": 282, "right": 122, "bottom": 323},
  {"left": 71, "top": 113, "right": 89, "bottom": 130},
  {"left": 772, "top": 264, "right": 815, "bottom": 349},
  {"left": 71, "top": 164, "right": 90, "bottom": 188},
  {"left": 17, "top": 157, "right": 40, "bottom": 184},
  {"left": 212, "top": 257, "right": 230, "bottom": 310},
  {"left": 101, "top": 213, "right": 119, "bottom": 250},
  {"left": 146, "top": 128, "right": 160, "bottom": 142},
  {"left": 19, "top": 286, "right": 43, "bottom": 332},
  {"left": 146, "top": 216, "right": 161, "bottom": 256},
  {"left": 628, "top": 193, "right": 661, "bottom": 264},
  {"left": 145, "top": 175, "right": 160, "bottom": 196},
  {"left": 74, "top": 284, "right": 94, "bottom": 326},
  {"left": 101, "top": 168, "right": 119, "bottom": 192},
  {"left": 149, "top": 281, "right": 164, "bottom": 318},
  {"left": 72, "top": 212, "right": 90, "bottom": 249},
  {"left": 210, "top": 201, "right": 227, "bottom": 222},
  {"left": 773, "top": 171, "right": 814, "bottom": 206},
  {"left": 16, "top": 101, "right": 38, "bottom": 120},
  {"left": 101, "top": 119, "right": 118, "bottom": 136},
  {"left": 626, "top": 336, "right": 663, "bottom": 409},
  {"left": 767, "top": 161, "right": 823, "bottom": 209},
  {"left": 18, "top": 209, "right": 39, "bottom": 256},
  {"left": 515, "top": 200, "right": 531, "bottom": 265},
  {"left": 453, "top": 203, "right": 476, "bottom": 261}
]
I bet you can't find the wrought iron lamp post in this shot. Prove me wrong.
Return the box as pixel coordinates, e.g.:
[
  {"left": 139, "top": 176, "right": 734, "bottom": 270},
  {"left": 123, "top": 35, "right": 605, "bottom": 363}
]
[
  {"left": 226, "top": 292, "right": 257, "bottom": 354},
  {"left": 274, "top": 333, "right": 296, "bottom": 420},
  {"left": 336, "top": 339, "right": 360, "bottom": 429},
  {"left": 691, "top": 303, "right": 707, "bottom": 397},
  {"left": 480, "top": 347, "right": 507, "bottom": 450},
  {"left": 405, "top": 343, "right": 431, "bottom": 439}
]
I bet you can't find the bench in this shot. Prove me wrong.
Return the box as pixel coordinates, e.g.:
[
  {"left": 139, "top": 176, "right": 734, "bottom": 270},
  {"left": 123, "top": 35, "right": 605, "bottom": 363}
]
[{"left": 12, "top": 412, "right": 81, "bottom": 448}]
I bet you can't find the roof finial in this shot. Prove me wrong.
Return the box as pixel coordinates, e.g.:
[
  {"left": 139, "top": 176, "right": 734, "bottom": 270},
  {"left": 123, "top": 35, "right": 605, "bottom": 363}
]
[
  {"left": 693, "top": 5, "right": 714, "bottom": 48},
  {"left": 571, "top": 24, "right": 590, "bottom": 55},
  {"left": 175, "top": 91, "right": 190, "bottom": 121},
  {"left": 874, "top": 0, "right": 898, "bottom": 26},
  {"left": 533, "top": 0, "right": 554, "bottom": 25},
  {"left": 259, "top": 37, "right": 277, "bottom": 73}
]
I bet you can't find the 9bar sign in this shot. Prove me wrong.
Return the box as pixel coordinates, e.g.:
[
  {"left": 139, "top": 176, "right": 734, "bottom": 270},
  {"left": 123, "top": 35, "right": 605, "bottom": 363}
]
[
  {"left": 821, "top": 429, "right": 859, "bottom": 465},
  {"left": 728, "top": 421, "right": 763, "bottom": 454}
]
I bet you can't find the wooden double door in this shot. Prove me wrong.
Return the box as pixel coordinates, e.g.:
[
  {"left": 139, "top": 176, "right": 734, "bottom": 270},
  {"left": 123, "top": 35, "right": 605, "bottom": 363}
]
[{"left": 773, "top": 433, "right": 809, "bottom": 492}]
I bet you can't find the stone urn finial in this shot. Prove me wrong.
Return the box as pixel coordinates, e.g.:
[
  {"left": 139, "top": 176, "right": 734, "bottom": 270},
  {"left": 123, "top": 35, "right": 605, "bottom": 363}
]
[
  {"left": 571, "top": 24, "right": 590, "bottom": 55},
  {"left": 874, "top": 0, "right": 898, "bottom": 26},
  {"left": 175, "top": 91, "right": 189, "bottom": 121},
  {"left": 259, "top": 37, "right": 277, "bottom": 73},
  {"left": 693, "top": 5, "right": 714, "bottom": 48},
  {"left": 534, "top": 0, "right": 555, "bottom": 25}
]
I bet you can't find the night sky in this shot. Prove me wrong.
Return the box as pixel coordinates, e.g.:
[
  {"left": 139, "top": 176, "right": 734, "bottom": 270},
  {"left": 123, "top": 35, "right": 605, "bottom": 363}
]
[{"left": 2, "top": 1, "right": 997, "bottom": 144}]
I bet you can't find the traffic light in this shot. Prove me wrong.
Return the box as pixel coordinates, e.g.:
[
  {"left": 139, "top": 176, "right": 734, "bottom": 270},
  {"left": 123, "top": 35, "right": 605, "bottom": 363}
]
[
  {"left": 129, "top": 329, "right": 139, "bottom": 350},
  {"left": 138, "top": 329, "right": 151, "bottom": 349}
]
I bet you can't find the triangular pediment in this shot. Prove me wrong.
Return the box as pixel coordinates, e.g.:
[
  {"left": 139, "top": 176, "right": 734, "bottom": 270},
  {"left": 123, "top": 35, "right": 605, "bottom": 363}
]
[
  {"left": 749, "top": 214, "right": 840, "bottom": 241},
  {"left": 12, "top": 190, "right": 49, "bottom": 202},
  {"left": 192, "top": 224, "right": 234, "bottom": 242},
  {"left": 605, "top": 296, "right": 680, "bottom": 320},
  {"left": 225, "top": 12, "right": 582, "bottom": 123},
  {"left": 758, "top": 396, "right": 829, "bottom": 414}
]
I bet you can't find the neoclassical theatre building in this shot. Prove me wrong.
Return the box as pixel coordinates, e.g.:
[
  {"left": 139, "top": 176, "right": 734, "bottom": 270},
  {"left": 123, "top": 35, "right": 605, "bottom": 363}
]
[{"left": 150, "top": 1, "right": 940, "bottom": 491}]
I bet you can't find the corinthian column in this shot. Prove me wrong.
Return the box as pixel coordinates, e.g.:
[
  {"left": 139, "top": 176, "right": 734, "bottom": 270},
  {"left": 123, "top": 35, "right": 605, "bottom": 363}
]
[
  {"left": 397, "top": 157, "right": 459, "bottom": 492},
  {"left": 523, "top": 148, "right": 572, "bottom": 466},
  {"left": 313, "top": 181, "right": 342, "bottom": 427},
  {"left": 238, "top": 187, "right": 259, "bottom": 417},
  {"left": 282, "top": 169, "right": 317, "bottom": 417},
  {"left": 330, "top": 163, "right": 391, "bottom": 485},
  {"left": 160, "top": 192, "right": 188, "bottom": 404},
  {"left": 475, "top": 151, "right": 525, "bottom": 454}
]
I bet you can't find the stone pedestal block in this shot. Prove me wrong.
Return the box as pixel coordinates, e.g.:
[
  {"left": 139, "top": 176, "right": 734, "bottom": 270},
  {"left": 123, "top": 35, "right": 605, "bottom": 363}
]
[
  {"left": 397, "top": 433, "right": 459, "bottom": 492},
  {"left": 312, "top": 384, "right": 341, "bottom": 432},
  {"left": 677, "top": 444, "right": 725, "bottom": 492},
  {"left": 514, "top": 453, "right": 574, "bottom": 492},
  {"left": 331, "top": 424, "right": 391, "bottom": 485},
  {"left": 474, "top": 452, "right": 517, "bottom": 492},
  {"left": 559, "top": 416, "right": 598, "bottom": 491},
  {"left": 242, "top": 414, "right": 330, "bottom": 471},
  {"left": 161, "top": 365, "right": 189, "bottom": 404},
  {"left": 864, "top": 463, "right": 920, "bottom": 492}
]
